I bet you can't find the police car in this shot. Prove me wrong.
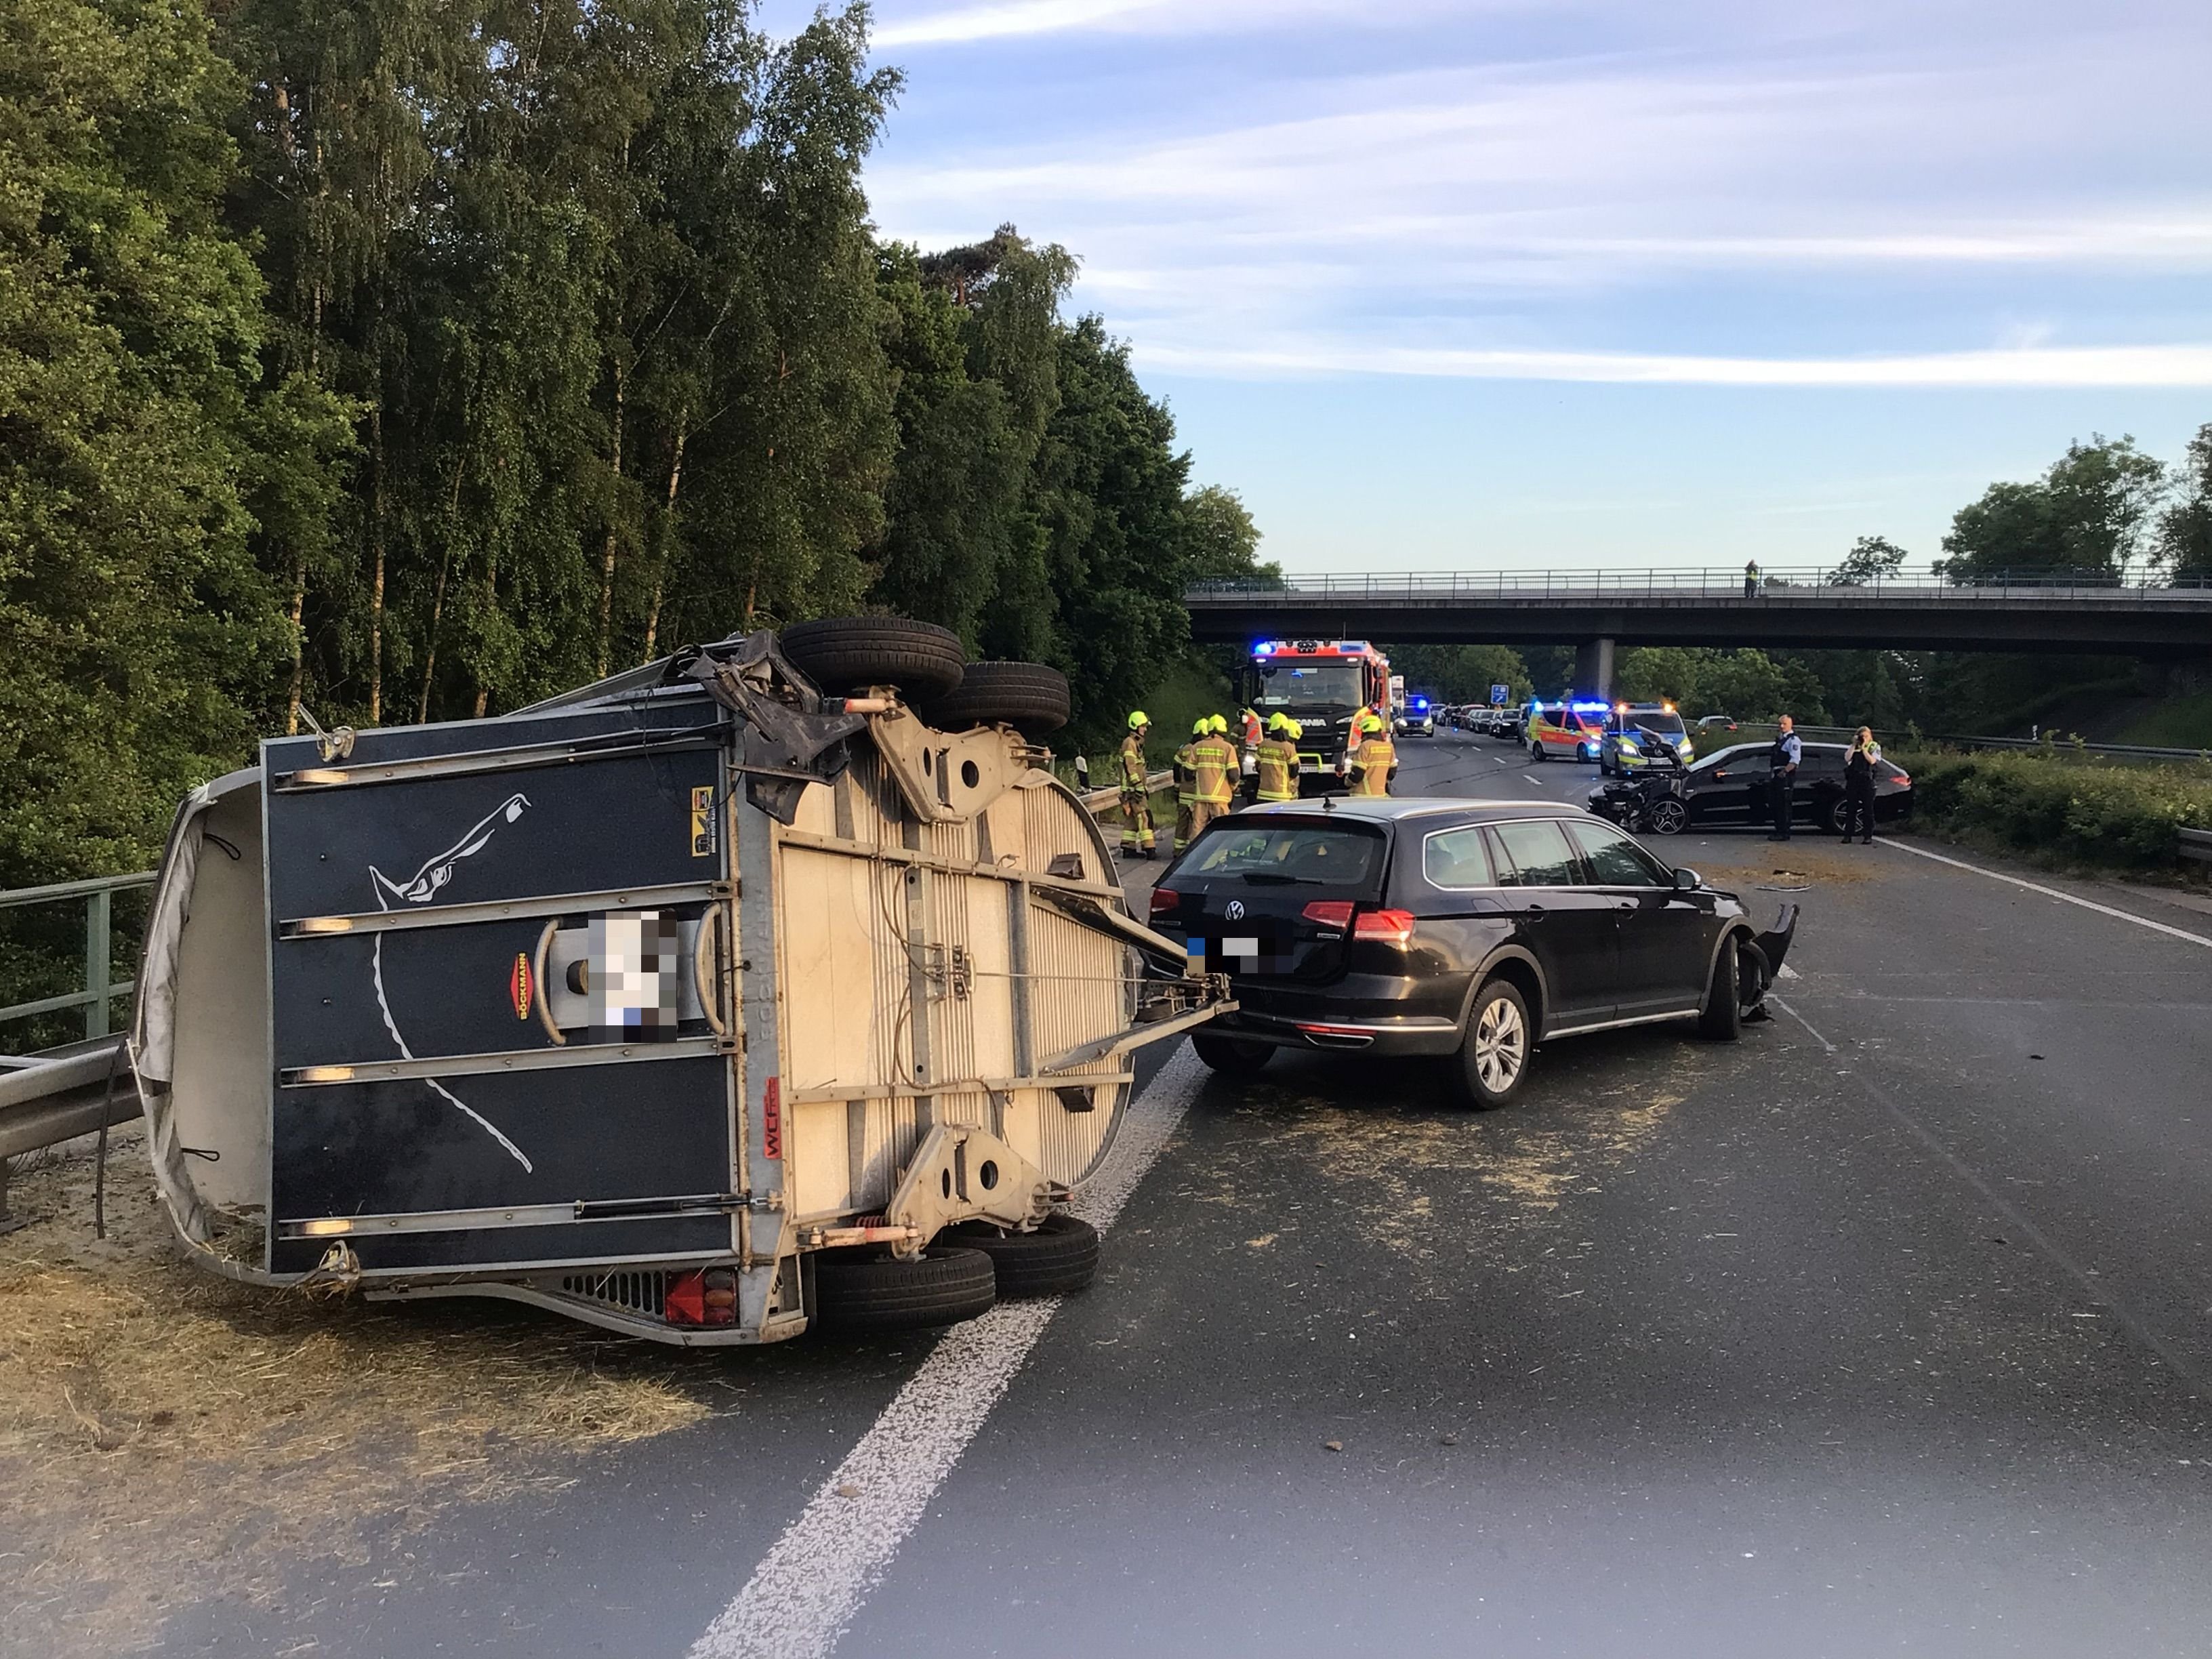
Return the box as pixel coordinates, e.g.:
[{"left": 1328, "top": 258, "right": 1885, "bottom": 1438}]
[{"left": 1597, "top": 702, "right": 1696, "bottom": 777}]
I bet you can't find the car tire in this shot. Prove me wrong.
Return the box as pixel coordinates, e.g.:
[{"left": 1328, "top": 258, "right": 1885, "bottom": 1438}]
[
  {"left": 1816, "top": 794, "right": 1845, "bottom": 836},
  {"left": 1192, "top": 1033, "right": 1275, "bottom": 1076},
  {"left": 1697, "top": 934, "right": 1742, "bottom": 1041},
  {"left": 810, "top": 1245, "right": 997, "bottom": 1334},
  {"left": 779, "top": 615, "right": 966, "bottom": 701},
  {"left": 1647, "top": 798, "right": 1688, "bottom": 835},
  {"left": 1529, "top": 743, "right": 1544, "bottom": 762},
  {"left": 920, "top": 660, "right": 1071, "bottom": 736},
  {"left": 1452, "top": 978, "right": 1532, "bottom": 1109},
  {"left": 938, "top": 1212, "right": 1099, "bottom": 1298}
]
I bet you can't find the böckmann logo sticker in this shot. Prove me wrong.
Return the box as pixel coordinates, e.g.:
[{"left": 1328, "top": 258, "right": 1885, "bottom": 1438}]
[{"left": 510, "top": 952, "right": 533, "bottom": 1021}]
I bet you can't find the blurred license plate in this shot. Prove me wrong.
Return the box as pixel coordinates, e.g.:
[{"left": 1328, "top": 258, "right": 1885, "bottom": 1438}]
[{"left": 1191, "top": 930, "right": 1291, "bottom": 975}]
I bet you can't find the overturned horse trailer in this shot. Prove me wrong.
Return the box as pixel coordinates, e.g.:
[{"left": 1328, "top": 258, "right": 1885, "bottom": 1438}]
[{"left": 130, "top": 623, "right": 1227, "bottom": 1344}]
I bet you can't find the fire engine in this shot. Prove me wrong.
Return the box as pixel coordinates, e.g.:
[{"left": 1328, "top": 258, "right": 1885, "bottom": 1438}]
[{"left": 1247, "top": 639, "right": 1392, "bottom": 789}]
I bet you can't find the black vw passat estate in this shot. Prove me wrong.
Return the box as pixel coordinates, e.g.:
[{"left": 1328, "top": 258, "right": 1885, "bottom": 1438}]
[{"left": 1149, "top": 799, "right": 1797, "bottom": 1108}]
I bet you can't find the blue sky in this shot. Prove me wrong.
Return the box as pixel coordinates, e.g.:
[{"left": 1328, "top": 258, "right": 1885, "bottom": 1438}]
[{"left": 765, "top": 0, "right": 2212, "bottom": 573}]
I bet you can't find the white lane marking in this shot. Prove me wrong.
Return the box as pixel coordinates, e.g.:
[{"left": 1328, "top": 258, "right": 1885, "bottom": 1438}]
[
  {"left": 689, "top": 1050, "right": 1202, "bottom": 1659},
  {"left": 1767, "top": 994, "right": 1832, "bottom": 1051},
  {"left": 1776, "top": 962, "right": 1801, "bottom": 981},
  {"left": 1875, "top": 838, "right": 2212, "bottom": 951}
]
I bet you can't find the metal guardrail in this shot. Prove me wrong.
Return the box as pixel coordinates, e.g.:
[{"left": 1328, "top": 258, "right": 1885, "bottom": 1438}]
[
  {"left": 1188, "top": 567, "right": 2212, "bottom": 602},
  {"left": 2179, "top": 829, "right": 2212, "bottom": 865},
  {"left": 1, "top": 869, "right": 155, "bottom": 1040},
  {"left": 1080, "top": 770, "right": 1172, "bottom": 811},
  {"left": 1919, "top": 733, "right": 2212, "bottom": 763}
]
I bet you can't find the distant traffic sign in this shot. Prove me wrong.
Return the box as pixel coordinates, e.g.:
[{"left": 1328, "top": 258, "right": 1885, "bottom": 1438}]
[{"left": 1490, "top": 684, "right": 1509, "bottom": 705}]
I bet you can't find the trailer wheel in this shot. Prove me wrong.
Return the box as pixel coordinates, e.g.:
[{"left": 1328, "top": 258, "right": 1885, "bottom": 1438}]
[
  {"left": 1192, "top": 1033, "right": 1274, "bottom": 1076},
  {"left": 920, "top": 661, "right": 1071, "bottom": 736},
  {"left": 779, "top": 615, "right": 966, "bottom": 700},
  {"left": 809, "top": 1245, "right": 997, "bottom": 1334},
  {"left": 939, "top": 1212, "right": 1099, "bottom": 1297}
]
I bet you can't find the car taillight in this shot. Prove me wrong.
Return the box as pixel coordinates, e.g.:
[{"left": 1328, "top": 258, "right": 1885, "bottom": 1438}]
[
  {"left": 666, "top": 1267, "right": 738, "bottom": 1328},
  {"left": 1149, "top": 887, "right": 1180, "bottom": 919},
  {"left": 1353, "top": 908, "right": 1416, "bottom": 946},
  {"left": 1890, "top": 771, "right": 1909, "bottom": 786},
  {"left": 1301, "top": 900, "right": 1354, "bottom": 927}
]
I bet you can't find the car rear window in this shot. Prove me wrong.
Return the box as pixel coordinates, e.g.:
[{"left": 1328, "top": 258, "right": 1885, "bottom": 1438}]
[
  {"left": 1422, "top": 825, "right": 1496, "bottom": 888},
  {"left": 1181, "top": 820, "right": 1386, "bottom": 891},
  {"left": 1483, "top": 819, "right": 1586, "bottom": 886}
]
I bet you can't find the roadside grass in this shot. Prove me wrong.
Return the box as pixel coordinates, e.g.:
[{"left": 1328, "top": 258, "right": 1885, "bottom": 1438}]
[
  {"left": 1887, "top": 747, "right": 2212, "bottom": 878},
  {"left": 2115, "top": 689, "right": 2212, "bottom": 750}
]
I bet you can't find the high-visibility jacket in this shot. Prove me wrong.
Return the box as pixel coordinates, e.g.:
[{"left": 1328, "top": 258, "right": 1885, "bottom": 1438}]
[
  {"left": 1118, "top": 733, "right": 1149, "bottom": 791},
  {"left": 1191, "top": 735, "right": 1238, "bottom": 808},
  {"left": 1349, "top": 736, "right": 1396, "bottom": 796},
  {"left": 1255, "top": 737, "right": 1298, "bottom": 802},
  {"left": 1173, "top": 741, "right": 1199, "bottom": 805},
  {"left": 1240, "top": 710, "right": 1263, "bottom": 748}
]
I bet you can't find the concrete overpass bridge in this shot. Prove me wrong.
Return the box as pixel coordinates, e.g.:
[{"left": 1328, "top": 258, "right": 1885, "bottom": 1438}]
[{"left": 1185, "top": 566, "right": 2212, "bottom": 695}]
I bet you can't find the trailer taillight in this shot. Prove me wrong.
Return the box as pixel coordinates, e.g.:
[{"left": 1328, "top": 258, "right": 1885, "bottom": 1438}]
[
  {"left": 666, "top": 1268, "right": 738, "bottom": 1327},
  {"left": 1149, "top": 888, "right": 1181, "bottom": 919},
  {"left": 1353, "top": 908, "right": 1416, "bottom": 946}
]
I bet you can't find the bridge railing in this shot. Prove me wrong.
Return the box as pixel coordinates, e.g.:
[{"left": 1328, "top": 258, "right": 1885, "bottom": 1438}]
[{"left": 1187, "top": 567, "right": 2212, "bottom": 602}]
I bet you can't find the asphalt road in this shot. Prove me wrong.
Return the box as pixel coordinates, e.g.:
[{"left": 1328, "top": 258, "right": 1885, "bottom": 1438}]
[{"left": 145, "top": 731, "right": 2212, "bottom": 1658}]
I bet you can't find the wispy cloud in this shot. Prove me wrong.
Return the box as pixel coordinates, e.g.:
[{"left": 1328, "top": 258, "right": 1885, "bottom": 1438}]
[
  {"left": 874, "top": 0, "right": 1171, "bottom": 47},
  {"left": 1134, "top": 341, "right": 2212, "bottom": 387}
]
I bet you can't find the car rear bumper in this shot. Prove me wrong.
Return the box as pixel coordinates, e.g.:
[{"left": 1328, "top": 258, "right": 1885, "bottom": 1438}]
[{"left": 1208, "top": 1004, "right": 1463, "bottom": 1056}]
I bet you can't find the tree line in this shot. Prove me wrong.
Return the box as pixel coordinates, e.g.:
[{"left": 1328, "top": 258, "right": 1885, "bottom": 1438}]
[{"left": 0, "top": 0, "right": 1269, "bottom": 886}]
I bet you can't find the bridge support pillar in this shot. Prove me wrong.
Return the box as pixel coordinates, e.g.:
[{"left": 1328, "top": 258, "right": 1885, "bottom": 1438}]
[{"left": 1575, "top": 637, "right": 1616, "bottom": 699}]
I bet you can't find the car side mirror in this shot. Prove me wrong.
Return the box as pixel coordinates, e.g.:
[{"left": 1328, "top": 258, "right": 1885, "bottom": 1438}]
[{"left": 1673, "top": 867, "right": 1702, "bottom": 891}]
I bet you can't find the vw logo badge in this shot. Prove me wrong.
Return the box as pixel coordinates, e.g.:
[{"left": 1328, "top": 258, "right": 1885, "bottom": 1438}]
[{"left": 1225, "top": 900, "right": 1246, "bottom": 921}]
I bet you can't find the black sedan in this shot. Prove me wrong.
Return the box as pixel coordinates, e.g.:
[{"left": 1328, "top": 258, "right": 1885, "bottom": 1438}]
[
  {"left": 1149, "top": 800, "right": 1797, "bottom": 1107},
  {"left": 1612, "top": 741, "right": 1912, "bottom": 836}
]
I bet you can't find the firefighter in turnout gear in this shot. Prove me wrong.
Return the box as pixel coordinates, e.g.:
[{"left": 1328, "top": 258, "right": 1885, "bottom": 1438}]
[
  {"left": 1181, "top": 718, "right": 1239, "bottom": 849},
  {"left": 1173, "top": 719, "right": 1206, "bottom": 851},
  {"left": 1118, "top": 710, "right": 1156, "bottom": 859},
  {"left": 1256, "top": 713, "right": 1300, "bottom": 803},
  {"left": 1349, "top": 711, "right": 1397, "bottom": 797}
]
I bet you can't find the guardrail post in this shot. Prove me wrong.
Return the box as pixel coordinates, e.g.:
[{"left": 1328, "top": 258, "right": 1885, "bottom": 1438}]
[{"left": 83, "top": 887, "right": 111, "bottom": 1040}]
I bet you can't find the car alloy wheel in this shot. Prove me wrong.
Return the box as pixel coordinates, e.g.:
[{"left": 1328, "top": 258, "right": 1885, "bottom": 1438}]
[
  {"left": 1648, "top": 799, "right": 1688, "bottom": 835},
  {"left": 1473, "top": 993, "right": 1525, "bottom": 1094}
]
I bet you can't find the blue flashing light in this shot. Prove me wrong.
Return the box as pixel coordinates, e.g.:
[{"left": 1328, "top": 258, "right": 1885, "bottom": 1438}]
[
  {"left": 1253, "top": 641, "right": 1277, "bottom": 655},
  {"left": 1569, "top": 700, "right": 1610, "bottom": 714},
  {"left": 1413, "top": 697, "right": 1429, "bottom": 709}
]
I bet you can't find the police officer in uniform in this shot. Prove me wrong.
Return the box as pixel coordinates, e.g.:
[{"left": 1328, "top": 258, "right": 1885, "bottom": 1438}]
[
  {"left": 1766, "top": 714, "right": 1801, "bottom": 842},
  {"left": 1256, "top": 713, "right": 1300, "bottom": 803},
  {"left": 1348, "top": 712, "right": 1397, "bottom": 797},
  {"left": 1842, "top": 725, "right": 1881, "bottom": 844},
  {"left": 1117, "top": 710, "right": 1155, "bottom": 859}
]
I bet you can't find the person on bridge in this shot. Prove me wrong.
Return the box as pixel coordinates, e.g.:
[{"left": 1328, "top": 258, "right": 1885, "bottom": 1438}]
[
  {"left": 1256, "top": 714, "right": 1300, "bottom": 803},
  {"left": 1118, "top": 711, "right": 1156, "bottom": 859},
  {"left": 1767, "top": 714, "right": 1801, "bottom": 842},
  {"left": 1842, "top": 726, "right": 1881, "bottom": 844},
  {"left": 1744, "top": 559, "right": 1761, "bottom": 598},
  {"left": 1349, "top": 711, "right": 1397, "bottom": 797}
]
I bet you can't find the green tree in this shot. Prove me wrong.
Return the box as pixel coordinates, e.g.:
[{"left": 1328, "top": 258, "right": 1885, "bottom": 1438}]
[
  {"left": 1184, "top": 485, "right": 1279, "bottom": 583},
  {"left": 0, "top": 0, "right": 289, "bottom": 882},
  {"left": 1940, "top": 434, "right": 2167, "bottom": 582},
  {"left": 1830, "top": 534, "right": 1907, "bottom": 586},
  {"left": 1383, "top": 644, "right": 1531, "bottom": 706},
  {"left": 2156, "top": 423, "right": 2212, "bottom": 580}
]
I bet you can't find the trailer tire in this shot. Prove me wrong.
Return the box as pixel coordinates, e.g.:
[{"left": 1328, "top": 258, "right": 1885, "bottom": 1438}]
[
  {"left": 939, "top": 1212, "right": 1100, "bottom": 1297},
  {"left": 778, "top": 615, "right": 967, "bottom": 700},
  {"left": 809, "top": 1245, "right": 997, "bottom": 1334},
  {"left": 1192, "top": 1033, "right": 1275, "bottom": 1076},
  {"left": 921, "top": 661, "right": 1071, "bottom": 736}
]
